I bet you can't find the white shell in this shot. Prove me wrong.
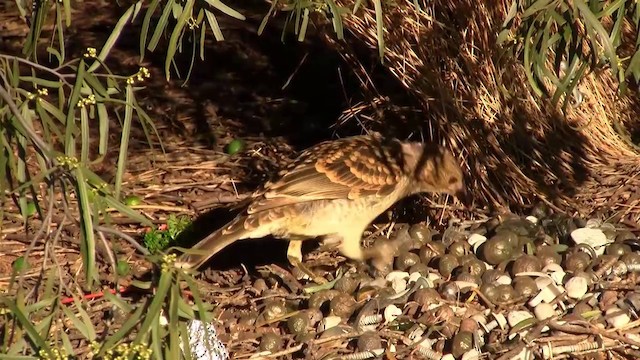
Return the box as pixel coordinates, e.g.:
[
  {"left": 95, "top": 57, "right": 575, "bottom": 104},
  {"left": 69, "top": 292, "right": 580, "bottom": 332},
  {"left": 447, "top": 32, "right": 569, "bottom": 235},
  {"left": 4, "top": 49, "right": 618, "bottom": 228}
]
[
  {"left": 442, "top": 354, "right": 456, "bottom": 360},
  {"left": 408, "top": 271, "right": 424, "bottom": 284},
  {"left": 495, "top": 275, "right": 513, "bottom": 285},
  {"left": 570, "top": 228, "right": 610, "bottom": 256},
  {"left": 386, "top": 271, "right": 410, "bottom": 282},
  {"left": 383, "top": 304, "right": 403, "bottom": 324},
  {"left": 529, "top": 282, "right": 564, "bottom": 307},
  {"left": 542, "top": 263, "right": 564, "bottom": 273},
  {"left": 605, "top": 306, "right": 631, "bottom": 328},
  {"left": 391, "top": 277, "right": 408, "bottom": 294},
  {"left": 467, "top": 233, "right": 487, "bottom": 246},
  {"left": 525, "top": 216, "right": 539, "bottom": 224},
  {"left": 318, "top": 316, "right": 342, "bottom": 332},
  {"left": 565, "top": 276, "right": 588, "bottom": 299},
  {"left": 468, "top": 233, "right": 488, "bottom": 253}
]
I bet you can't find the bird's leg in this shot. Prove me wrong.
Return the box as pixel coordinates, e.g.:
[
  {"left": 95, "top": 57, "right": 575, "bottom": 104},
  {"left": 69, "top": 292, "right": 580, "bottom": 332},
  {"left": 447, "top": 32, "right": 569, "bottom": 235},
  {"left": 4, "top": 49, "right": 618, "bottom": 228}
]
[{"left": 287, "top": 238, "right": 327, "bottom": 284}]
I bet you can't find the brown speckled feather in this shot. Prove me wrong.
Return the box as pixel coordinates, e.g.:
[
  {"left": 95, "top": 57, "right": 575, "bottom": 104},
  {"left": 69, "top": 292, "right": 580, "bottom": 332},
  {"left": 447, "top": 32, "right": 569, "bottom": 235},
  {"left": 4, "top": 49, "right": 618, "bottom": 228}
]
[{"left": 247, "top": 133, "right": 405, "bottom": 213}]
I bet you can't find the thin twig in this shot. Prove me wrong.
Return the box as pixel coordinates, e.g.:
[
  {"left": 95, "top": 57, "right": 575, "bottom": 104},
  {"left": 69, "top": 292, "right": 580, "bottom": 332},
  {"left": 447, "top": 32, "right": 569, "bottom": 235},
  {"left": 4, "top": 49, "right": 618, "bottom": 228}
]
[{"left": 95, "top": 225, "right": 149, "bottom": 256}]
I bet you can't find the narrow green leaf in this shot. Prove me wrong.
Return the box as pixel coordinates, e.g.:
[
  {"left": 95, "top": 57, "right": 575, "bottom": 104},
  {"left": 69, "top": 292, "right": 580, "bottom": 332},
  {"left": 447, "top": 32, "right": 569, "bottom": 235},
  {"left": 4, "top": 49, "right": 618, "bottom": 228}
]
[
  {"left": 61, "top": 302, "right": 95, "bottom": 340},
  {"left": 371, "top": 0, "right": 385, "bottom": 61},
  {"left": 165, "top": 0, "right": 195, "bottom": 80},
  {"left": 60, "top": 331, "right": 74, "bottom": 359},
  {"left": 625, "top": 50, "right": 640, "bottom": 82},
  {"left": 298, "top": 8, "right": 310, "bottom": 42},
  {"left": 134, "top": 272, "right": 172, "bottom": 344},
  {"left": 97, "top": 103, "right": 109, "bottom": 156},
  {"left": 24, "top": 298, "right": 56, "bottom": 314},
  {"left": 1, "top": 298, "right": 51, "bottom": 355},
  {"left": 46, "top": 46, "right": 63, "bottom": 65},
  {"left": 73, "top": 167, "right": 97, "bottom": 289},
  {"left": 114, "top": 85, "right": 134, "bottom": 199},
  {"left": 102, "top": 291, "right": 134, "bottom": 313},
  {"left": 524, "top": 24, "right": 545, "bottom": 97},
  {"left": 575, "top": 0, "right": 618, "bottom": 73},
  {"left": 325, "top": 0, "right": 344, "bottom": 40},
  {"left": 62, "top": 0, "right": 71, "bottom": 26},
  {"left": 203, "top": 0, "right": 246, "bottom": 20},
  {"left": 522, "top": 0, "right": 553, "bottom": 18},
  {"left": 38, "top": 98, "right": 66, "bottom": 124},
  {"left": 101, "top": 192, "right": 153, "bottom": 226},
  {"left": 88, "top": 4, "right": 137, "bottom": 72},
  {"left": 140, "top": 0, "right": 161, "bottom": 60},
  {"left": 148, "top": 1, "right": 174, "bottom": 52},
  {"left": 65, "top": 61, "right": 86, "bottom": 157},
  {"left": 54, "top": 4, "right": 66, "bottom": 63},
  {"left": 19, "top": 77, "right": 63, "bottom": 88},
  {"left": 258, "top": 0, "right": 279, "bottom": 35},
  {"left": 501, "top": 0, "right": 519, "bottom": 27},
  {"left": 169, "top": 285, "right": 180, "bottom": 359},
  {"left": 83, "top": 73, "right": 108, "bottom": 98},
  {"left": 205, "top": 10, "right": 224, "bottom": 41},
  {"left": 80, "top": 105, "right": 90, "bottom": 164}
]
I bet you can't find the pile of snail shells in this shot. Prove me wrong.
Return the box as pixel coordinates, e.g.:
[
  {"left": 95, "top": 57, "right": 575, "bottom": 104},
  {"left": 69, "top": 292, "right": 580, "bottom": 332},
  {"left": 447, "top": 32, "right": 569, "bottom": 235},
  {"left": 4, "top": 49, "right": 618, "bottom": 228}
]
[{"left": 249, "top": 203, "right": 640, "bottom": 358}]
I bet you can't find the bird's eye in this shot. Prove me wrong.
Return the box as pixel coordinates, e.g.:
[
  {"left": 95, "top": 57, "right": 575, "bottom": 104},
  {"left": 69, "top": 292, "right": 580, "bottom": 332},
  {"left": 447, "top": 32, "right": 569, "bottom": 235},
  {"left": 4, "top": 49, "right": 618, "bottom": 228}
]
[{"left": 448, "top": 176, "right": 458, "bottom": 185}]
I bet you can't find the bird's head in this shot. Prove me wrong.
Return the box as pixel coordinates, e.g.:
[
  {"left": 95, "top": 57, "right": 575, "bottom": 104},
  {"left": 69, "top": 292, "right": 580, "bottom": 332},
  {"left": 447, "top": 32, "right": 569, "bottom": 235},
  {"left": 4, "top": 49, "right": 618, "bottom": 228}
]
[{"left": 401, "top": 141, "right": 466, "bottom": 202}]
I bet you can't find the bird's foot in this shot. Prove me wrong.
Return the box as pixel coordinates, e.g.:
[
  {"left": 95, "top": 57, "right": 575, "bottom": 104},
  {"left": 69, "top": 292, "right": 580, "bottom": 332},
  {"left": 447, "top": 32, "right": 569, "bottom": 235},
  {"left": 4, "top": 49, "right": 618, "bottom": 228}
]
[{"left": 287, "top": 240, "right": 327, "bottom": 284}]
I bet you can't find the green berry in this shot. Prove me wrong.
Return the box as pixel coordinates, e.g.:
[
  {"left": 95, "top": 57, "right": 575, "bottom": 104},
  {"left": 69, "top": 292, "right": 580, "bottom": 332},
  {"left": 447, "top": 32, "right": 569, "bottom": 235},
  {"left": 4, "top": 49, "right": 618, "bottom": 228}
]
[
  {"left": 225, "top": 139, "right": 245, "bottom": 155},
  {"left": 116, "top": 260, "right": 131, "bottom": 276},
  {"left": 124, "top": 195, "right": 142, "bottom": 206}
]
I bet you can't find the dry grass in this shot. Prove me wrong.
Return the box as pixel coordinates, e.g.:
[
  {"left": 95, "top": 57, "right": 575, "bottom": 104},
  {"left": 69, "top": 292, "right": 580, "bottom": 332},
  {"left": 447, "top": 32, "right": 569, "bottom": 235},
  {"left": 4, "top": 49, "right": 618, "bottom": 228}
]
[{"left": 326, "top": 0, "right": 640, "bottom": 223}]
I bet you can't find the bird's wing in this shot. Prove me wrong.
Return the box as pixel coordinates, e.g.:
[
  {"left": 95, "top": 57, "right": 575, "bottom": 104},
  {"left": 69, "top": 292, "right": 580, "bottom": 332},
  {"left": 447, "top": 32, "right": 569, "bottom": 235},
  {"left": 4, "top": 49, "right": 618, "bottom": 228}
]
[{"left": 246, "top": 133, "right": 407, "bottom": 214}]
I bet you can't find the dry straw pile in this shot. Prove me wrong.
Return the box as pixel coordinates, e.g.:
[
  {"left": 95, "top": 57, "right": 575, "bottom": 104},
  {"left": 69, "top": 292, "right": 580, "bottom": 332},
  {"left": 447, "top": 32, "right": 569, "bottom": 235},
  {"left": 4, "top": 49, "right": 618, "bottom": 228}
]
[{"left": 329, "top": 0, "right": 640, "bottom": 223}]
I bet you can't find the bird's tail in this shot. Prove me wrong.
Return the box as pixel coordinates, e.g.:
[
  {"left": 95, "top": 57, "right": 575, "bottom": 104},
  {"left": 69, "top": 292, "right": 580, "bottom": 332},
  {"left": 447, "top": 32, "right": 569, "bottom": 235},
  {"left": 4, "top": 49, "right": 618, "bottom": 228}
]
[{"left": 174, "top": 215, "right": 251, "bottom": 270}]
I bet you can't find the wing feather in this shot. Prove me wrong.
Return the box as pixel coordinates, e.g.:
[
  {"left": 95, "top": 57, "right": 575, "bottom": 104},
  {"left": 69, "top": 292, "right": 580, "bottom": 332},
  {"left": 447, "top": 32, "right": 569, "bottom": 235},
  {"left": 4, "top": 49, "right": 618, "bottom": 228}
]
[{"left": 247, "top": 133, "right": 407, "bottom": 214}]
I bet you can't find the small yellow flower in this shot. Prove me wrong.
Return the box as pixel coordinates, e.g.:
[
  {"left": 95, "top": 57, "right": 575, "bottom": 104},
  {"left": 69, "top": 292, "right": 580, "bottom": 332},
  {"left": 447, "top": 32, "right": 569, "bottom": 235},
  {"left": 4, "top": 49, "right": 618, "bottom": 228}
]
[{"left": 84, "top": 47, "right": 98, "bottom": 58}]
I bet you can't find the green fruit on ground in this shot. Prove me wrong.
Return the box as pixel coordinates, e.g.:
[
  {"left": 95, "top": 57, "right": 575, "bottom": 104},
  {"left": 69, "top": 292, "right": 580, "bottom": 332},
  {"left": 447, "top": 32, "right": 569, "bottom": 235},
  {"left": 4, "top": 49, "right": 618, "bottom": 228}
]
[{"left": 225, "top": 139, "right": 245, "bottom": 155}]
